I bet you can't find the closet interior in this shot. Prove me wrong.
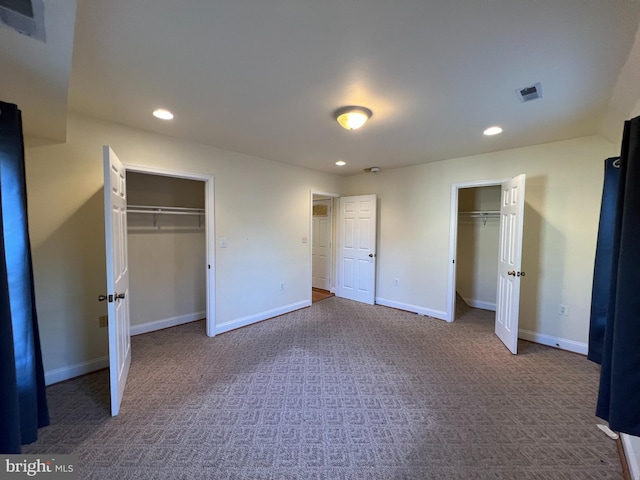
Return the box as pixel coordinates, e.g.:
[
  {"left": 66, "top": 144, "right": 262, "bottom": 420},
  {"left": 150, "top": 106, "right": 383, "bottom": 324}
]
[
  {"left": 126, "top": 172, "right": 206, "bottom": 335},
  {"left": 456, "top": 185, "right": 501, "bottom": 312}
]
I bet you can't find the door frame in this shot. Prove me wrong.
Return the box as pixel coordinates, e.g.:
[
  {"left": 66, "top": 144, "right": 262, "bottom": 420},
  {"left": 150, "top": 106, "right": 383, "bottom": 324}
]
[
  {"left": 125, "top": 163, "right": 216, "bottom": 337},
  {"left": 447, "top": 178, "right": 508, "bottom": 323},
  {"left": 309, "top": 191, "right": 339, "bottom": 299}
]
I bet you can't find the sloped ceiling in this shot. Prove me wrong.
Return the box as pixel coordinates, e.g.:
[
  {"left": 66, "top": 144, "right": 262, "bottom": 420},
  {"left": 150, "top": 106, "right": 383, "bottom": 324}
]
[{"left": 3, "top": 1, "right": 640, "bottom": 173}]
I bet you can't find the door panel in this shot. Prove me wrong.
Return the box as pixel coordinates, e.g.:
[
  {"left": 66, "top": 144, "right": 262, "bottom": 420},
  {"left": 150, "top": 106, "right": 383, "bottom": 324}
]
[
  {"left": 103, "top": 146, "right": 131, "bottom": 416},
  {"left": 495, "top": 174, "right": 526, "bottom": 354},
  {"left": 337, "top": 195, "right": 377, "bottom": 304}
]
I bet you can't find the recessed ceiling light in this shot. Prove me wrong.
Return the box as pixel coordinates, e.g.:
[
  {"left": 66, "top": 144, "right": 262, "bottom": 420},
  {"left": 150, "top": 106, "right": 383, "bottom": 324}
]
[
  {"left": 153, "top": 109, "right": 174, "bottom": 120},
  {"left": 335, "top": 160, "right": 346, "bottom": 166},
  {"left": 483, "top": 126, "right": 503, "bottom": 136}
]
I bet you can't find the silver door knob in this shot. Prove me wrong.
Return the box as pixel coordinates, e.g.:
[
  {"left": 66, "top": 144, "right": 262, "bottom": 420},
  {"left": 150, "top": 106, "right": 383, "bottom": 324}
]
[
  {"left": 115, "top": 293, "right": 126, "bottom": 300},
  {"left": 508, "top": 271, "right": 516, "bottom": 276}
]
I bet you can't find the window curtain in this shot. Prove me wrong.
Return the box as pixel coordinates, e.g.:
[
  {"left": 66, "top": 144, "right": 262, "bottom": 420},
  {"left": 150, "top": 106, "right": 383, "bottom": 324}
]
[
  {"left": 0, "top": 101, "right": 49, "bottom": 453},
  {"left": 590, "top": 115, "right": 640, "bottom": 436},
  {"left": 588, "top": 156, "right": 620, "bottom": 365}
]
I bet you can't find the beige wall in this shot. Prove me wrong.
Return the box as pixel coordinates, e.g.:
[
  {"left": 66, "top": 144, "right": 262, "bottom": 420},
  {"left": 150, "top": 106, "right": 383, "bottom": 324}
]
[
  {"left": 26, "top": 113, "right": 343, "bottom": 379},
  {"left": 343, "top": 135, "right": 619, "bottom": 348}
]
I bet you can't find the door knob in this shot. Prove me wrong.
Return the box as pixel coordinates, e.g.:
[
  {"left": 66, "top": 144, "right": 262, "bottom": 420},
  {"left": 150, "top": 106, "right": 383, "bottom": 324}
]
[
  {"left": 98, "top": 294, "right": 114, "bottom": 302},
  {"left": 368, "top": 253, "right": 376, "bottom": 258},
  {"left": 518, "top": 272, "right": 526, "bottom": 277},
  {"left": 115, "top": 292, "right": 126, "bottom": 300},
  {"left": 508, "top": 271, "right": 516, "bottom": 276}
]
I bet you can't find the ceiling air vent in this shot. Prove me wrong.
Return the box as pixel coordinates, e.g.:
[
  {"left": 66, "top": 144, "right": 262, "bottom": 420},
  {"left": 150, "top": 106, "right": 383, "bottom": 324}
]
[
  {"left": 516, "top": 82, "right": 542, "bottom": 103},
  {"left": 0, "top": 0, "right": 46, "bottom": 42}
]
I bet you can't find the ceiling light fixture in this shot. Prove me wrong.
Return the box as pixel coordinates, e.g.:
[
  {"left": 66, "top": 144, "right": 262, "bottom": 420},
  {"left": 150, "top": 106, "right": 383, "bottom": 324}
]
[
  {"left": 153, "top": 109, "right": 174, "bottom": 120},
  {"left": 335, "top": 160, "right": 346, "bottom": 166},
  {"left": 483, "top": 126, "right": 503, "bottom": 136},
  {"left": 334, "top": 106, "right": 372, "bottom": 130}
]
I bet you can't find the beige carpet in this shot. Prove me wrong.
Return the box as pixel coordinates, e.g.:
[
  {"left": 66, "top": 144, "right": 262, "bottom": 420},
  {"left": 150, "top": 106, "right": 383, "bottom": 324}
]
[{"left": 24, "top": 297, "right": 621, "bottom": 479}]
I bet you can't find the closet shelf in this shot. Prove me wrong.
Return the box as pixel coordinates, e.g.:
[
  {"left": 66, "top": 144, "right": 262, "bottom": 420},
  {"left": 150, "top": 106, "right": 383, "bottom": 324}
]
[
  {"left": 127, "top": 205, "right": 205, "bottom": 230},
  {"left": 127, "top": 205, "right": 205, "bottom": 216}
]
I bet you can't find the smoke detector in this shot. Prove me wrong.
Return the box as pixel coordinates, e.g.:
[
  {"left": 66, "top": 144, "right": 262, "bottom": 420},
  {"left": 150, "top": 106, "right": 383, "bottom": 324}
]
[
  {"left": 364, "top": 167, "right": 381, "bottom": 173},
  {"left": 516, "top": 83, "right": 542, "bottom": 103}
]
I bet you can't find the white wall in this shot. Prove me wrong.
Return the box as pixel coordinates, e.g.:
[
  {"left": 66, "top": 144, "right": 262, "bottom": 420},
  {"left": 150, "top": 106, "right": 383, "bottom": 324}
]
[
  {"left": 456, "top": 186, "right": 500, "bottom": 310},
  {"left": 343, "top": 135, "right": 618, "bottom": 350},
  {"left": 25, "top": 113, "right": 342, "bottom": 380}
]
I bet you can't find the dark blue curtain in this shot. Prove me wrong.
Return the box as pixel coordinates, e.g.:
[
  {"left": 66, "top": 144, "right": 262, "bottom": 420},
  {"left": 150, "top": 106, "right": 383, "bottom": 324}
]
[
  {"left": 0, "top": 101, "right": 49, "bottom": 453},
  {"left": 588, "top": 157, "right": 620, "bottom": 365},
  {"left": 590, "top": 115, "right": 640, "bottom": 436}
]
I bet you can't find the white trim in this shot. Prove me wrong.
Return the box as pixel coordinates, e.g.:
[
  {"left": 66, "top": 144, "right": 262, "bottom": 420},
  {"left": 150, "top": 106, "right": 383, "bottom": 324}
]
[
  {"left": 375, "top": 297, "right": 448, "bottom": 321},
  {"left": 214, "top": 301, "right": 310, "bottom": 335},
  {"left": 461, "top": 297, "right": 496, "bottom": 311},
  {"left": 622, "top": 433, "right": 640, "bottom": 480},
  {"left": 130, "top": 311, "right": 206, "bottom": 336},
  {"left": 45, "top": 356, "right": 109, "bottom": 386},
  {"left": 518, "top": 329, "right": 588, "bottom": 355},
  {"left": 447, "top": 178, "right": 509, "bottom": 323},
  {"left": 123, "top": 163, "right": 216, "bottom": 337}
]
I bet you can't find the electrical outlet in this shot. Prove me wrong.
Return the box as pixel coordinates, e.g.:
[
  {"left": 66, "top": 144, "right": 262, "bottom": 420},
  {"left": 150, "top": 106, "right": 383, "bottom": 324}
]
[
  {"left": 99, "top": 315, "right": 108, "bottom": 328},
  {"left": 558, "top": 304, "right": 569, "bottom": 316},
  {"left": 393, "top": 278, "right": 400, "bottom": 286}
]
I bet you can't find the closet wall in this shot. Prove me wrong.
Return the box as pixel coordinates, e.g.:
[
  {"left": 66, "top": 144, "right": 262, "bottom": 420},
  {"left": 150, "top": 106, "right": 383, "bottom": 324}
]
[
  {"left": 456, "top": 186, "right": 501, "bottom": 310},
  {"left": 126, "top": 172, "right": 206, "bottom": 334}
]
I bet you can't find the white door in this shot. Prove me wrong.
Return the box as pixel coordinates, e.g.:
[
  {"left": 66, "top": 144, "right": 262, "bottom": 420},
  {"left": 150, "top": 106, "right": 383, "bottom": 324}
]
[
  {"left": 312, "top": 199, "right": 332, "bottom": 290},
  {"left": 337, "top": 194, "right": 377, "bottom": 304},
  {"left": 103, "top": 146, "right": 131, "bottom": 416},
  {"left": 495, "top": 174, "right": 526, "bottom": 354}
]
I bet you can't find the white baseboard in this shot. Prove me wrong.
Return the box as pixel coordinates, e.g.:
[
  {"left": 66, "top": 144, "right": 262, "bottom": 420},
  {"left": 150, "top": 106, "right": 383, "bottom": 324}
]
[
  {"left": 518, "top": 329, "right": 588, "bottom": 355},
  {"left": 45, "top": 356, "right": 109, "bottom": 386},
  {"left": 375, "top": 297, "right": 448, "bottom": 321},
  {"left": 461, "top": 297, "right": 496, "bottom": 311},
  {"left": 215, "top": 300, "right": 310, "bottom": 335},
  {"left": 622, "top": 434, "right": 640, "bottom": 480},
  {"left": 130, "top": 311, "right": 206, "bottom": 336}
]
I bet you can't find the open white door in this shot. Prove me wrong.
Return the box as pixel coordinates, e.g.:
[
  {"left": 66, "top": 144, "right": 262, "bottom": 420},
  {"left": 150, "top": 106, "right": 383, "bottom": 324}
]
[
  {"left": 103, "top": 146, "right": 131, "bottom": 416},
  {"left": 495, "top": 174, "right": 526, "bottom": 354},
  {"left": 337, "top": 194, "right": 377, "bottom": 305}
]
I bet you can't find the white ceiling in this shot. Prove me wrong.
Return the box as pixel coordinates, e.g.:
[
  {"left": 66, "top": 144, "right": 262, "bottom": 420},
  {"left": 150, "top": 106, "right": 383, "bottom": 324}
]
[{"left": 4, "top": 0, "right": 640, "bottom": 174}]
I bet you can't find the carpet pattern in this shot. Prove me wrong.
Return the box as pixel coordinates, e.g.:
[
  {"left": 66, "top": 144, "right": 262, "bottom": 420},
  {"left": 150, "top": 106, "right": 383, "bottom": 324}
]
[{"left": 24, "top": 297, "right": 621, "bottom": 479}]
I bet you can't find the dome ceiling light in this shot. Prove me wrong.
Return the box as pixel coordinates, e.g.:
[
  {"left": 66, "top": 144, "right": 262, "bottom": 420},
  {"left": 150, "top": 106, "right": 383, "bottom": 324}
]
[{"left": 334, "top": 106, "right": 372, "bottom": 130}]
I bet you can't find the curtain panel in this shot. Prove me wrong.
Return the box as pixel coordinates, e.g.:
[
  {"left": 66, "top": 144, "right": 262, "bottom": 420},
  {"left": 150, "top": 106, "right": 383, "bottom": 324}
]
[
  {"left": 591, "top": 115, "right": 640, "bottom": 436},
  {"left": 0, "top": 101, "right": 49, "bottom": 453}
]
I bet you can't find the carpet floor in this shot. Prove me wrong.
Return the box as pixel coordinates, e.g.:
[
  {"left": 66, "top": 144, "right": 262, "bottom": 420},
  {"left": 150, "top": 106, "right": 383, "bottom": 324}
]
[{"left": 24, "top": 297, "right": 621, "bottom": 479}]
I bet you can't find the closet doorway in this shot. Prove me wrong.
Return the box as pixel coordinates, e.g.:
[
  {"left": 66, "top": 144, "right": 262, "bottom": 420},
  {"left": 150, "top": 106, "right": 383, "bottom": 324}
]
[
  {"left": 448, "top": 175, "right": 527, "bottom": 353},
  {"left": 455, "top": 185, "right": 501, "bottom": 316},
  {"left": 311, "top": 192, "right": 338, "bottom": 301},
  {"left": 447, "top": 178, "right": 508, "bottom": 323},
  {"left": 124, "top": 165, "right": 215, "bottom": 337}
]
